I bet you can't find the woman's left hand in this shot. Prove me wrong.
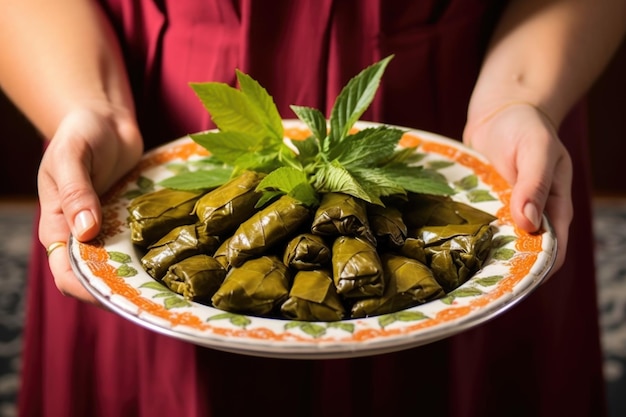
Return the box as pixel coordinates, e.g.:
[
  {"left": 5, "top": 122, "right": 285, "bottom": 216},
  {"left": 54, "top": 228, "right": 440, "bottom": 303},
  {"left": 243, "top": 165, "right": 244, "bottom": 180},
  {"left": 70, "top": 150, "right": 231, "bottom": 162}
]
[{"left": 463, "top": 102, "right": 573, "bottom": 276}]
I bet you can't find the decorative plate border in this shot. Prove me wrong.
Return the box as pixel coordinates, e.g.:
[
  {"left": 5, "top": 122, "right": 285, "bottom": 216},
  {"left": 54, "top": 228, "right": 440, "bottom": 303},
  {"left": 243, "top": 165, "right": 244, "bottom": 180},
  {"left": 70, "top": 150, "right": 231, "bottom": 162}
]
[{"left": 69, "top": 121, "right": 556, "bottom": 359}]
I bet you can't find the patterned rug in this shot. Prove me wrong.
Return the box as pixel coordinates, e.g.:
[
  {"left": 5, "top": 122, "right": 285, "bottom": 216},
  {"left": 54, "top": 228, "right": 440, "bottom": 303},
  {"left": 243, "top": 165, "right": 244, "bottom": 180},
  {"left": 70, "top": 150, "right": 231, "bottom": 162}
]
[
  {"left": 593, "top": 198, "right": 626, "bottom": 417},
  {"left": 0, "top": 200, "right": 625, "bottom": 417}
]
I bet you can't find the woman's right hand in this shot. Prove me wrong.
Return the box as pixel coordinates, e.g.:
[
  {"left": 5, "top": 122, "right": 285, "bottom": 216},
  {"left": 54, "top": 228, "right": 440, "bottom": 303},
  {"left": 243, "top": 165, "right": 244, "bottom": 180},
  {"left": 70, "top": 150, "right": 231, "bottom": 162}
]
[{"left": 37, "top": 104, "right": 144, "bottom": 305}]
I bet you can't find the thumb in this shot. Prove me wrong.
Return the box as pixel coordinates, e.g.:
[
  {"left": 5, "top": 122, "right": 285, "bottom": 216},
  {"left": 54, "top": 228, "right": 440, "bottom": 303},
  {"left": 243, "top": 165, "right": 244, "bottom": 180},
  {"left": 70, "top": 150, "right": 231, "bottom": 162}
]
[
  {"left": 508, "top": 133, "right": 573, "bottom": 272},
  {"left": 38, "top": 140, "right": 102, "bottom": 244}
]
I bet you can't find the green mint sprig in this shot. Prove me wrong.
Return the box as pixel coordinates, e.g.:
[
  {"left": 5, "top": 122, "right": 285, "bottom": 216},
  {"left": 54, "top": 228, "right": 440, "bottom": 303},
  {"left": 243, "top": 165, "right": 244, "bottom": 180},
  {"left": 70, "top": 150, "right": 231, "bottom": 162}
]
[{"left": 163, "top": 55, "right": 454, "bottom": 206}]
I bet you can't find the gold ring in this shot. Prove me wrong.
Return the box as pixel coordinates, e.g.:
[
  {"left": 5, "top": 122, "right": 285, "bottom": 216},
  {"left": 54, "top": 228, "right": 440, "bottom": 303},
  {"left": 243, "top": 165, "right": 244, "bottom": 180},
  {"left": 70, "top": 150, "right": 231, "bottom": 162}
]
[{"left": 46, "top": 241, "right": 67, "bottom": 257}]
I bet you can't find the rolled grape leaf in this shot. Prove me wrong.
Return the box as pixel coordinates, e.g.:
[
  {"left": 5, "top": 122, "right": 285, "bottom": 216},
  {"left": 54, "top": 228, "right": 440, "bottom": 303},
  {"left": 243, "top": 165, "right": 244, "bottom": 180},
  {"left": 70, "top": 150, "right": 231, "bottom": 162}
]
[
  {"left": 162, "top": 254, "right": 226, "bottom": 301},
  {"left": 212, "top": 236, "right": 232, "bottom": 271},
  {"left": 351, "top": 253, "right": 445, "bottom": 318},
  {"left": 417, "top": 223, "right": 495, "bottom": 292},
  {"left": 368, "top": 204, "right": 407, "bottom": 249},
  {"left": 128, "top": 188, "right": 204, "bottom": 247},
  {"left": 311, "top": 192, "right": 376, "bottom": 245},
  {"left": 331, "top": 236, "right": 384, "bottom": 298},
  {"left": 281, "top": 269, "right": 346, "bottom": 321},
  {"left": 193, "top": 170, "right": 265, "bottom": 236},
  {"left": 227, "top": 195, "right": 311, "bottom": 267},
  {"left": 282, "top": 233, "right": 331, "bottom": 270},
  {"left": 403, "top": 193, "right": 497, "bottom": 232},
  {"left": 398, "top": 237, "right": 428, "bottom": 264},
  {"left": 211, "top": 255, "right": 291, "bottom": 316},
  {"left": 141, "top": 223, "right": 221, "bottom": 280}
]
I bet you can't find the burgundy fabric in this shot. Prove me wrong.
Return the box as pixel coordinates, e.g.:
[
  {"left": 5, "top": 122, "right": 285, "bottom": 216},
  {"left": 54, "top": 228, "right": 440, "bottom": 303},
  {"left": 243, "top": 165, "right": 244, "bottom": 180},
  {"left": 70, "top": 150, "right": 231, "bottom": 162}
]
[{"left": 19, "top": 1, "right": 606, "bottom": 416}]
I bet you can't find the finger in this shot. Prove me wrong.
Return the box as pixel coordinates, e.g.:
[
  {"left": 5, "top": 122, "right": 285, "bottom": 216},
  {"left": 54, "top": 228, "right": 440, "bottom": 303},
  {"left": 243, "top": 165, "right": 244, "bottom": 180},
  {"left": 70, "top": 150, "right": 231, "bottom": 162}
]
[
  {"left": 508, "top": 131, "right": 559, "bottom": 233},
  {"left": 539, "top": 155, "right": 573, "bottom": 273},
  {"left": 47, "top": 241, "right": 103, "bottom": 306},
  {"left": 39, "top": 139, "right": 102, "bottom": 243}
]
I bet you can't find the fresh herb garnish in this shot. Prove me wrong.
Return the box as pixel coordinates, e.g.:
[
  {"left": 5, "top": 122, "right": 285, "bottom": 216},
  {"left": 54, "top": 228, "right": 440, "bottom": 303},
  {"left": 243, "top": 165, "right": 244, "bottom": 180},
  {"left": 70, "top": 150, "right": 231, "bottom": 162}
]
[{"left": 163, "top": 55, "right": 454, "bottom": 206}]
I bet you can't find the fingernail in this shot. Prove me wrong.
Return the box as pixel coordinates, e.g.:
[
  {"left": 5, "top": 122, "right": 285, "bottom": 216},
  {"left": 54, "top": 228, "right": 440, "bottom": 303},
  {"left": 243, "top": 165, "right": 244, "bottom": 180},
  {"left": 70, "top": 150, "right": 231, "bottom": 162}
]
[
  {"left": 74, "top": 210, "right": 96, "bottom": 237},
  {"left": 523, "top": 202, "right": 541, "bottom": 229}
]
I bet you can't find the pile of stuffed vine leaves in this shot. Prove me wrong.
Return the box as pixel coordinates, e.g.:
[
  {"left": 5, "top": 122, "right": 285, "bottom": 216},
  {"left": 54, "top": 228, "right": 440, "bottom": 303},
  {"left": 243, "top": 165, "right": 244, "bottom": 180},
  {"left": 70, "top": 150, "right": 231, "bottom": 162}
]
[{"left": 129, "top": 173, "right": 498, "bottom": 321}]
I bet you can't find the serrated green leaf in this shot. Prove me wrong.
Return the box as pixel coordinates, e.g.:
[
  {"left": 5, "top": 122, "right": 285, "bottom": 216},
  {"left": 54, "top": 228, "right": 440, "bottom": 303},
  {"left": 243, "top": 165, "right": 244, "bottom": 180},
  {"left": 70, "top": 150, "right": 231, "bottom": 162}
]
[
  {"left": 256, "top": 190, "right": 282, "bottom": 208},
  {"left": 190, "top": 131, "right": 260, "bottom": 165},
  {"left": 158, "top": 168, "right": 233, "bottom": 191},
  {"left": 349, "top": 167, "right": 406, "bottom": 201},
  {"left": 277, "top": 143, "right": 302, "bottom": 170},
  {"left": 289, "top": 182, "right": 319, "bottom": 207},
  {"left": 329, "top": 126, "right": 403, "bottom": 168},
  {"left": 236, "top": 70, "right": 283, "bottom": 139},
  {"left": 290, "top": 105, "right": 327, "bottom": 141},
  {"left": 256, "top": 167, "right": 319, "bottom": 206},
  {"left": 377, "top": 164, "right": 455, "bottom": 196},
  {"left": 328, "top": 55, "right": 393, "bottom": 146},
  {"left": 455, "top": 175, "right": 478, "bottom": 190},
  {"left": 289, "top": 136, "right": 320, "bottom": 166},
  {"left": 467, "top": 189, "right": 496, "bottom": 202},
  {"left": 232, "top": 148, "right": 284, "bottom": 173},
  {"left": 379, "top": 147, "right": 423, "bottom": 165},
  {"left": 312, "top": 162, "right": 374, "bottom": 203},
  {"left": 190, "top": 82, "right": 271, "bottom": 138},
  {"left": 108, "top": 251, "right": 132, "bottom": 264}
]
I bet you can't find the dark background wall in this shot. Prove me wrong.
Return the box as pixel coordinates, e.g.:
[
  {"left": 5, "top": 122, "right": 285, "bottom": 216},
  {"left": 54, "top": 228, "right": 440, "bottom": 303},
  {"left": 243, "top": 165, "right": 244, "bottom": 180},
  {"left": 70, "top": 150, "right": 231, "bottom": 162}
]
[{"left": 1, "top": 39, "right": 625, "bottom": 198}]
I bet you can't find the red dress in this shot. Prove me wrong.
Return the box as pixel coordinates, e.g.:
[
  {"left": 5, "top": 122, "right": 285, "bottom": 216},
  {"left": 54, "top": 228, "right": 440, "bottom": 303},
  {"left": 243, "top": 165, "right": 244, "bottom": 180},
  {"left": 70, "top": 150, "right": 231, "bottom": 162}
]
[{"left": 19, "top": 1, "right": 606, "bottom": 416}]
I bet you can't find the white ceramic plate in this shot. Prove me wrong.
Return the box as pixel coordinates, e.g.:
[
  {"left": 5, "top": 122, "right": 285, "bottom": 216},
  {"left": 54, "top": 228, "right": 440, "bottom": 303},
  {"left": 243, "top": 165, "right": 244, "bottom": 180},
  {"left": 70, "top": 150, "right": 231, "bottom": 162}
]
[{"left": 69, "top": 120, "right": 556, "bottom": 359}]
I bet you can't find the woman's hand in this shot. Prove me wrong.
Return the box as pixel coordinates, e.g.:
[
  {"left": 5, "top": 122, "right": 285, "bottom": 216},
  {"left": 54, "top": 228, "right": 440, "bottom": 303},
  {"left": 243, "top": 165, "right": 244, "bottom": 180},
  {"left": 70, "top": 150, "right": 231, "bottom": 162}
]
[
  {"left": 463, "top": 102, "right": 573, "bottom": 276},
  {"left": 38, "top": 104, "right": 144, "bottom": 304}
]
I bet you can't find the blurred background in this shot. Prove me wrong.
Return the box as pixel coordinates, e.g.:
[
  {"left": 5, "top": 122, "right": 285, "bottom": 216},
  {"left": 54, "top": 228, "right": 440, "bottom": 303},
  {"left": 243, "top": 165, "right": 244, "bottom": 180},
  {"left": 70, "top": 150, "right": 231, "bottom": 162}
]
[{"left": 0, "top": 41, "right": 625, "bottom": 417}]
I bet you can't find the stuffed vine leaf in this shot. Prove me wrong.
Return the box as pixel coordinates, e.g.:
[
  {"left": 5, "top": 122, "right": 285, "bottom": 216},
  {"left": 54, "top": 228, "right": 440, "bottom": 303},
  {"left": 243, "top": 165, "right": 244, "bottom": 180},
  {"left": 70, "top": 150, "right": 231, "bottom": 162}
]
[
  {"left": 417, "top": 223, "right": 494, "bottom": 292},
  {"left": 128, "top": 188, "right": 203, "bottom": 247},
  {"left": 193, "top": 170, "right": 265, "bottom": 236},
  {"left": 403, "top": 193, "right": 497, "bottom": 232},
  {"left": 227, "top": 195, "right": 311, "bottom": 267},
  {"left": 331, "top": 236, "right": 384, "bottom": 298},
  {"left": 212, "top": 237, "right": 232, "bottom": 271},
  {"left": 368, "top": 204, "right": 407, "bottom": 249},
  {"left": 282, "top": 233, "right": 331, "bottom": 270},
  {"left": 162, "top": 254, "right": 226, "bottom": 301},
  {"left": 398, "top": 237, "right": 428, "bottom": 264},
  {"left": 211, "top": 255, "right": 291, "bottom": 316},
  {"left": 141, "top": 223, "right": 221, "bottom": 280},
  {"left": 351, "top": 253, "right": 445, "bottom": 318},
  {"left": 280, "top": 269, "right": 345, "bottom": 321},
  {"left": 311, "top": 192, "right": 376, "bottom": 245}
]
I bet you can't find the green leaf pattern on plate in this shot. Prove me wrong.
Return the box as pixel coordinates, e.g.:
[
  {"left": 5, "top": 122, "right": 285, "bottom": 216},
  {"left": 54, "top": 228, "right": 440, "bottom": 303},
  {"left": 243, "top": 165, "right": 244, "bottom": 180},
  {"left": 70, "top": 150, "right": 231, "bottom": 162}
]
[{"left": 207, "top": 312, "right": 252, "bottom": 328}]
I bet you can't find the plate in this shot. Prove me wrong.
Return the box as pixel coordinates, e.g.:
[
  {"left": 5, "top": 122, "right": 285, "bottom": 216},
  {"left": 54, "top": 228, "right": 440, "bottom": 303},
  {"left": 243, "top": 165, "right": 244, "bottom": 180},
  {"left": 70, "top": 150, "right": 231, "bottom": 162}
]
[{"left": 69, "top": 120, "right": 556, "bottom": 359}]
